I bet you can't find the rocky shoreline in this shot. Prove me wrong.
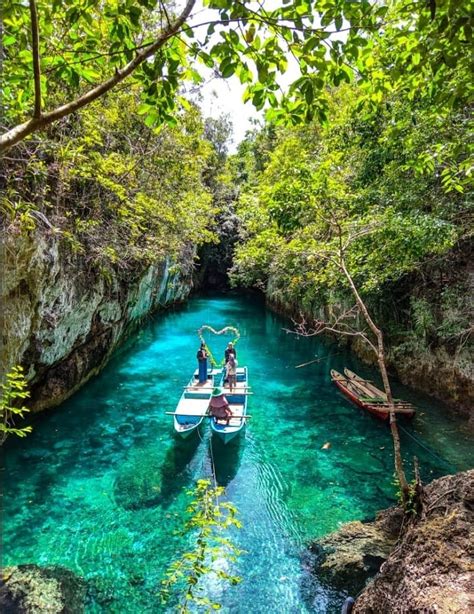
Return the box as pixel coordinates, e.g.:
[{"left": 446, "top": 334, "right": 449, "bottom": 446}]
[
  {"left": 0, "top": 565, "right": 86, "bottom": 613},
  {"left": 311, "top": 470, "right": 474, "bottom": 613}
]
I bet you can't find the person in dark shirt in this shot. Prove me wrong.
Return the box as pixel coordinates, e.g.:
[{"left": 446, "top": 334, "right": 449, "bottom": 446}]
[
  {"left": 196, "top": 343, "right": 208, "bottom": 383},
  {"left": 224, "top": 342, "right": 237, "bottom": 363}
]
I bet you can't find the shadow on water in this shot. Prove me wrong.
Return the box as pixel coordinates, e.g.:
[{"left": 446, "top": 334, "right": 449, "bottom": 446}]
[
  {"left": 159, "top": 434, "right": 202, "bottom": 508},
  {"left": 211, "top": 434, "right": 245, "bottom": 488},
  {"left": 113, "top": 433, "right": 201, "bottom": 511}
]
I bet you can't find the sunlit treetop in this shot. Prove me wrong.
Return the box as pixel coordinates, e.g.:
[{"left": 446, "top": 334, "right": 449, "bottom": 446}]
[{"left": 1, "top": 0, "right": 472, "bottom": 152}]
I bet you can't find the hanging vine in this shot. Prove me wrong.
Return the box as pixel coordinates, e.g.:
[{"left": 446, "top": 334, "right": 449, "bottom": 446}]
[{"left": 197, "top": 326, "right": 240, "bottom": 367}]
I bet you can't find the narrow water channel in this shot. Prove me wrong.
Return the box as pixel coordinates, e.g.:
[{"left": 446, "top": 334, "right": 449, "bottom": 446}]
[{"left": 3, "top": 294, "right": 472, "bottom": 612}]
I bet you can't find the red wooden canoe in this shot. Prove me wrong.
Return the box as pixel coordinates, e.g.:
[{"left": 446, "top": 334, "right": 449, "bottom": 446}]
[{"left": 331, "top": 369, "right": 416, "bottom": 421}]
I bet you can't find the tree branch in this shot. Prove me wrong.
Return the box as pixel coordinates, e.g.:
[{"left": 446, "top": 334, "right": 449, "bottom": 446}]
[
  {"left": 0, "top": 0, "right": 197, "bottom": 154},
  {"left": 29, "top": 0, "right": 42, "bottom": 119}
]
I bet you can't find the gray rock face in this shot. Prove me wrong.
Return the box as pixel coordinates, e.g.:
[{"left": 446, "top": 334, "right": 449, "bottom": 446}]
[
  {"left": 354, "top": 470, "right": 474, "bottom": 614},
  {"left": 0, "top": 232, "right": 193, "bottom": 411},
  {"left": 310, "top": 507, "right": 403, "bottom": 596},
  {"left": 0, "top": 565, "right": 86, "bottom": 613}
]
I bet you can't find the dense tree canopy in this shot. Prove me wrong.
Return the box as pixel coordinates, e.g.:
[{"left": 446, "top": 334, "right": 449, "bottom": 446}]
[
  {"left": 1, "top": 0, "right": 472, "bottom": 358},
  {"left": 1, "top": 90, "right": 216, "bottom": 272},
  {"left": 229, "top": 71, "right": 472, "bottom": 358},
  {"left": 1, "top": 0, "right": 472, "bottom": 151}
]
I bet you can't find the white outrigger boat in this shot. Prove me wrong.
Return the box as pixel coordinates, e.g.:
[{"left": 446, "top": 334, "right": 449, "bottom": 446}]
[
  {"left": 210, "top": 367, "right": 249, "bottom": 445},
  {"left": 173, "top": 368, "right": 222, "bottom": 439}
]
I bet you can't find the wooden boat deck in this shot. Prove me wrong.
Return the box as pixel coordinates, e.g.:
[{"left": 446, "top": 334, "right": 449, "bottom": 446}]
[
  {"left": 214, "top": 402, "right": 245, "bottom": 427},
  {"left": 175, "top": 395, "right": 209, "bottom": 433},
  {"left": 222, "top": 379, "right": 248, "bottom": 393}
]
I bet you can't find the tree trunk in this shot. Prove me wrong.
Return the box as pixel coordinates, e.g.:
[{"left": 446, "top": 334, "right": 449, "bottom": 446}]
[
  {"left": 376, "top": 333, "right": 410, "bottom": 505},
  {"left": 340, "top": 259, "right": 410, "bottom": 506}
]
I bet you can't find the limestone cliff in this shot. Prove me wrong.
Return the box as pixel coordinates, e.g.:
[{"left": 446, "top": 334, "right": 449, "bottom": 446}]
[{"left": 0, "top": 231, "right": 193, "bottom": 411}]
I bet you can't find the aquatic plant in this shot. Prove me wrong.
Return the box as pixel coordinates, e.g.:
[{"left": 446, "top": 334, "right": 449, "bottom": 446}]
[{"left": 160, "top": 479, "right": 242, "bottom": 612}]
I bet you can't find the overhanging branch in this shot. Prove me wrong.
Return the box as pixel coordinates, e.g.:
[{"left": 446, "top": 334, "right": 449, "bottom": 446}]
[
  {"left": 29, "top": 0, "right": 42, "bottom": 119},
  {"left": 0, "top": 0, "right": 197, "bottom": 154}
]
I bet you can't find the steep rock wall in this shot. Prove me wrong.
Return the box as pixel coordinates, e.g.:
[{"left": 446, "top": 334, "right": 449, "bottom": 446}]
[
  {"left": 0, "top": 231, "right": 193, "bottom": 411},
  {"left": 309, "top": 471, "right": 473, "bottom": 612}
]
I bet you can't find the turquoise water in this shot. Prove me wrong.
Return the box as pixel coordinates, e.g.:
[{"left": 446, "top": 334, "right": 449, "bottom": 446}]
[{"left": 3, "top": 294, "right": 473, "bottom": 612}]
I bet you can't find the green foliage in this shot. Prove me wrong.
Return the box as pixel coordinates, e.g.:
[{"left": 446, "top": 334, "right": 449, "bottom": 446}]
[
  {"left": 230, "top": 62, "right": 470, "bottom": 359},
  {"left": 0, "top": 366, "right": 32, "bottom": 444},
  {"left": 2, "top": 1, "right": 472, "bottom": 148},
  {"left": 160, "top": 479, "right": 242, "bottom": 612},
  {"left": 2, "top": 90, "right": 216, "bottom": 270},
  {"left": 411, "top": 298, "right": 436, "bottom": 344},
  {"left": 437, "top": 284, "right": 473, "bottom": 344},
  {"left": 392, "top": 473, "right": 418, "bottom": 516}
]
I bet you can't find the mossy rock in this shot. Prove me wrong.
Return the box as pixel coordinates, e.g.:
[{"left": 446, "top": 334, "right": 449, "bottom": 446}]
[
  {"left": 114, "top": 454, "right": 165, "bottom": 510},
  {"left": 0, "top": 565, "right": 86, "bottom": 614}
]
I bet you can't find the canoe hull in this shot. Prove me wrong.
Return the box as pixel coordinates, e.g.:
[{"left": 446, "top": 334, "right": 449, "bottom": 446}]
[
  {"left": 174, "top": 418, "right": 203, "bottom": 439},
  {"left": 173, "top": 370, "right": 219, "bottom": 437},
  {"left": 343, "top": 368, "right": 416, "bottom": 419},
  {"left": 332, "top": 376, "right": 389, "bottom": 421},
  {"left": 331, "top": 369, "right": 416, "bottom": 421},
  {"left": 211, "top": 425, "right": 244, "bottom": 445}
]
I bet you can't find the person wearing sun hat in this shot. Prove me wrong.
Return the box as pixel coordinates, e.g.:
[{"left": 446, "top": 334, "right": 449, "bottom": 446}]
[{"left": 209, "top": 387, "right": 232, "bottom": 424}]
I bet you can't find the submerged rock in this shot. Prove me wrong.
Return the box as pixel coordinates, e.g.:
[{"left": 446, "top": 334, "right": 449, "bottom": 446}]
[
  {"left": 310, "top": 507, "right": 403, "bottom": 596},
  {"left": 354, "top": 469, "right": 474, "bottom": 613},
  {"left": 0, "top": 564, "right": 86, "bottom": 613}
]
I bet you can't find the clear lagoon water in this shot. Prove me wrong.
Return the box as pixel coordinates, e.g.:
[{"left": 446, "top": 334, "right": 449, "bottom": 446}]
[{"left": 3, "top": 293, "right": 473, "bottom": 612}]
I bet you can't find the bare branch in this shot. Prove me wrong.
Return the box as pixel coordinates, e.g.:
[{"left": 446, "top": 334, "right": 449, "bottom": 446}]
[
  {"left": 29, "top": 0, "right": 42, "bottom": 119},
  {"left": 285, "top": 306, "right": 379, "bottom": 354}
]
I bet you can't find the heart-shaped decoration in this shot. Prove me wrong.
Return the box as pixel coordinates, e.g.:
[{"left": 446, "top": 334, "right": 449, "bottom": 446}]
[{"left": 197, "top": 325, "right": 240, "bottom": 366}]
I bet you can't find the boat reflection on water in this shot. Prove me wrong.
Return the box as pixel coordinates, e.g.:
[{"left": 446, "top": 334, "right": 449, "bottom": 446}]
[
  {"left": 210, "top": 435, "right": 245, "bottom": 488},
  {"left": 158, "top": 434, "right": 201, "bottom": 507}
]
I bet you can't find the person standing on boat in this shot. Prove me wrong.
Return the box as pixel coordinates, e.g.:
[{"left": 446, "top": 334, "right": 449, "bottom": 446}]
[
  {"left": 224, "top": 342, "right": 237, "bottom": 363},
  {"left": 196, "top": 343, "right": 208, "bottom": 384},
  {"left": 225, "top": 354, "right": 238, "bottom": 392},
  {"left": 209, "top": 387, "right": 232, "bottom": 425},
  {"left": 223, "top": 342, "right": 237, "bottom": 385}
]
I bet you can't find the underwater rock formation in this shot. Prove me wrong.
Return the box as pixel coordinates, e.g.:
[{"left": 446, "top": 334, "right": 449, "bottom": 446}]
[
  {"left": 0, "top": 565, "right": 86, "bottom": 613},
  {"left": 354, "top": 469, "right": 474, "bottom": 613},
  {"left": 0, "top": 232, "right": 193, "bottom": 411}
]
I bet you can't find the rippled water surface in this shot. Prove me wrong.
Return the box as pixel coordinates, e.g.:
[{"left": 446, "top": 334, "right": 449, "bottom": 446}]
[{"left": 3, "top": 294, "right": 473, "bottom": 612}]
